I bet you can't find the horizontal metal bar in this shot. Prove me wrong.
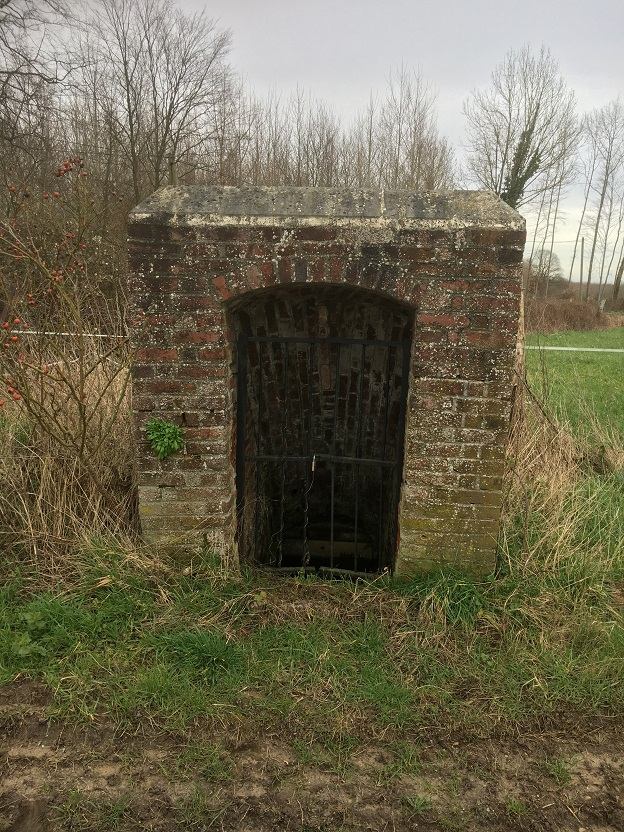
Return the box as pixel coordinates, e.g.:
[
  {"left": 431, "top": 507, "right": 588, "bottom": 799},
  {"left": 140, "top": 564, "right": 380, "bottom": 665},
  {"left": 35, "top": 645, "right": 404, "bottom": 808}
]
[
  {"left": 247, "top": 335, "right": 407, "bottom": 348},
  {"left": 259, "top": 566, "right": 383, "bottom": 579},
  {"left": 318, "top": 566, "right": 383, "bottom": 579},
  {"left": 244, "top": 453, "right": 397, "bottom": 468}
]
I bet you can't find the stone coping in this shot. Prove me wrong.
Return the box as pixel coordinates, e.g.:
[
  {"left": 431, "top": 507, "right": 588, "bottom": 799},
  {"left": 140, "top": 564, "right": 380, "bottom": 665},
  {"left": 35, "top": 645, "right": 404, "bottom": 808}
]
[{"left": 130, "top": 186, "right": 523, "bottom": 229}]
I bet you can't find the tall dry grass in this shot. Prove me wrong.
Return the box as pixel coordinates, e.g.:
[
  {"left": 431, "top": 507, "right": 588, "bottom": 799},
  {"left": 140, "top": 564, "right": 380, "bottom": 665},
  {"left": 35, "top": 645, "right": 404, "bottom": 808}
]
[
  {"left": 501, "top": 385, "right": 624, "bottom": 587},
  {"left": 0, "top": 361, "right": 139, "bottom": 581}
]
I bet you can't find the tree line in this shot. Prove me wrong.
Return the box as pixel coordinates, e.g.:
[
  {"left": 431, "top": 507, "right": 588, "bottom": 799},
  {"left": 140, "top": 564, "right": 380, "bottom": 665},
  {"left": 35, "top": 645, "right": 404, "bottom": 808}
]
[{"left": 1, "top": 0, "right": 623, "bottom": 301}]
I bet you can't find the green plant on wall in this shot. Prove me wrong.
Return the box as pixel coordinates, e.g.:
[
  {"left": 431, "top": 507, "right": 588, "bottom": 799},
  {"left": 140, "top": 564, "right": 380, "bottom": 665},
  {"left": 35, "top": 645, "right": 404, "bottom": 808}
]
[{"left": 146, "top": 417, "right": 185, "bottom": 461}]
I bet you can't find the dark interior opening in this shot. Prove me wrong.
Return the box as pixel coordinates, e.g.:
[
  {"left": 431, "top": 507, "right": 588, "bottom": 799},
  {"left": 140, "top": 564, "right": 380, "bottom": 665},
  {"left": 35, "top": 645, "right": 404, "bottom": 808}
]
[{"left": 229, "top": 285, "right": 413, "bottom": 574}]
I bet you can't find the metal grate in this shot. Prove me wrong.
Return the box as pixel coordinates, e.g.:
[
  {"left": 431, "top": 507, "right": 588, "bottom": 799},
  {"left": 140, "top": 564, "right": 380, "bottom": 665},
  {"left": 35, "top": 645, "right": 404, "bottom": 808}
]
[{"left": 236, "top": 334, "right": 411, "bottom": 574}]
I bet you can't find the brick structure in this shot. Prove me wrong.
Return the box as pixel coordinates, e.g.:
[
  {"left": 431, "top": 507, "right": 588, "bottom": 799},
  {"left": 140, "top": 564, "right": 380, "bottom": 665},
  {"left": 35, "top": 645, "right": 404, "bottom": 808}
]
[{"left": 127, "top": 186, "right": 525, "bottom": 575}]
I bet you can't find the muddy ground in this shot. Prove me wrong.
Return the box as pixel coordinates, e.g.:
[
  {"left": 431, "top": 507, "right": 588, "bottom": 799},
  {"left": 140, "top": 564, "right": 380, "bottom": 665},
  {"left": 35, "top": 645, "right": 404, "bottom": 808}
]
[{"left": 1, "top": 680, "right": 622, "bottom": 832}]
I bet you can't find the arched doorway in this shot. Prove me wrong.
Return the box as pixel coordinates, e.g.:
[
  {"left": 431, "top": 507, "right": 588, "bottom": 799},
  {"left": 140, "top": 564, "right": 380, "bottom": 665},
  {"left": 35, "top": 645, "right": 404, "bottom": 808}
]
[{"left": 229, "top": 284, "right": 414, "bottom": 575}]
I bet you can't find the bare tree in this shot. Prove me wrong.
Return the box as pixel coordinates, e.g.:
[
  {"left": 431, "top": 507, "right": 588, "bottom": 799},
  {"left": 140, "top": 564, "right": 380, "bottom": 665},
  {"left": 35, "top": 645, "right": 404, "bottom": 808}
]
[
  {"left": 0, "top": 0, "right": 66, "bottom": 103},
  {"left": 344, "top": 68, "right": 455, "bottom": 190},
  {"left": 525, "top": 247, "right": 564, "bottom": 297},
  {"left": 613, "top": 244, "right": 624, "bottom": 302},
  {"left": 79, "top": 0, "right": 231, "bottom": 204},
  {"left": 463, "top": 45, "right": 579, "bottom": 209},
  {"left": 0, "top": 0, "right": 69, "bottom": 199},
  {"left": 578, "top": 100, "right": 624, "bottom": 299}
]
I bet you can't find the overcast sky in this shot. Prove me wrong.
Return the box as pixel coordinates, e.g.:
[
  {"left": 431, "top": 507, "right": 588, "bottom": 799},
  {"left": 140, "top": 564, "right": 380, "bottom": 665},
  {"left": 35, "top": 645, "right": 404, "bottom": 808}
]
[{"left": 184, "top": 0, "right": 624, "bottom": 274}]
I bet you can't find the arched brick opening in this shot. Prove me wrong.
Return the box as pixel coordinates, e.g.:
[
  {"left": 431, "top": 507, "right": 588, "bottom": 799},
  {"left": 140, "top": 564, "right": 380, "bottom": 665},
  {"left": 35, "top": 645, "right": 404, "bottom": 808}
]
[{"left": 227, "top": 284, "right": 415, "bottom": 573}]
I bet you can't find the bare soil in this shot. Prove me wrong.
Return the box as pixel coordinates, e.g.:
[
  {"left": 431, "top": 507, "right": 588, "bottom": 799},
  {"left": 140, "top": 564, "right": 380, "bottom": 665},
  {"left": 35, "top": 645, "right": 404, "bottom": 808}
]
[{"left": 1, "top": 680, "right": 622, "bottom": 832}]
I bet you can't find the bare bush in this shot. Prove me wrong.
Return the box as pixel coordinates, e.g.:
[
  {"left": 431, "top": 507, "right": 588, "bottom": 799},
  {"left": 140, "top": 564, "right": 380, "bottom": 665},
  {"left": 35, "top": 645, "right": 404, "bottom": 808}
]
[
  {"left": 0, "top": 160, "right": 141, "bottom": 572},
  {"left": 525, "top": 296, "right": 607, "bottom": 333}
]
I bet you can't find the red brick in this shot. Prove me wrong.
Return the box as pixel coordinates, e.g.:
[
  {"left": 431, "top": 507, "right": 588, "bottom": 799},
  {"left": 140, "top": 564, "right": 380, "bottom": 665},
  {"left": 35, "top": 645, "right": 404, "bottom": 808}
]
[
  {"left": 291, "top": 227, "right": 336, "bottom": 241},
  {"left": 464, "top": 331, "right": 516, "bottom": 349},
  {"left": 177, "top": 296, "right": 221, "bottom": 310},
  {"left": 329, "top": 258, "right": 343, "bottom": 280},
  {"left": 197, "top": 347, "right": 226, "bottom": 362},
  {"left": 417, "top": 314, "right": 470, "bottom": 327},
  {"left": 261, "top": 262, "right": 276, "bottom": 284},
  {"left": 173, "top": 331, "right": 222, "bottom": 345},
  {"left": 497, "top": 247, "right": 524, "bottom": 265},
  {"left": 141, "top": 380, "right": 196, "bottom": 395},
  {"left": 135, "top": 348, "right": 177, "bottom": 361},
  {"left": 471, "top": 228, "right": 526, "bottom": 246},
  {"left": 277, "top": 257, "right": 292, "bottom": 281},
  {"left": 212, "top": 275, "right": 231, "bottom": 300}
]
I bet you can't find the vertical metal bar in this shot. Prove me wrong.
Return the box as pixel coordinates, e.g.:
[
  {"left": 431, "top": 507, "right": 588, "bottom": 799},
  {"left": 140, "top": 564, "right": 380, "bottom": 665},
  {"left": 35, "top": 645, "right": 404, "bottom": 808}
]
[
  {"left": 377, "top": 466, "right": 384, "bottom": 572},
  {"left": 254, "top": 340, "right": 264, "bottom": 561},
  {"left": 391, "top": 339, "right": 412, "bottom": 572},
  {"left": 307, "top": 342, "right": 314, "bottom": 456},
  {"left": 381, "top": 344, "right": 393, "bottom": 463},
  {"left": 302, "top": 342, "right": 314, "bottom": 565},
  {"left": 257, "top": 341, "right": 264, "bottom": 456},
  {"left": 279, "top": 342, "right": 289, "bottom": 567},
  {"left": 354, "top": 343, "right": 366, "bottom": 571},
  {"left": 330, "top": 343, "right": 340, "bottom": 570},
  {"left": 236, "top": 333, "right": 248, "bottom": 560},
  {"left": 378, "top": 345, "right": 392, "bottom": 571}
]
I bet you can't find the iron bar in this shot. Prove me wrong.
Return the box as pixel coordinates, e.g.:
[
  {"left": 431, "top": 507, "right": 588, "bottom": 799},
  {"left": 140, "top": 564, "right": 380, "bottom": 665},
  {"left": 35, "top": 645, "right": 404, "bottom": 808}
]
[
  {"left": 244, "top": 453, "right": 396, "bottom": 467},
  {"left": 379, "top": 345, "right": 393, "bottom": 570},
  {"left": 249, "top": 335, "right": 405, "bottom": 348},
  {"left": 236, "top": 333, "right": 248, "bottom": 555},
  {"left": 302, "top": 342, "right": 314, "bottom": 566},
  {"left": 353, "top": 344, "right": 367, "bottom": 571},
  {"left": 254, "top": 339, "right": 264, "bottom": 560},
  {"left": 278, "top": 342, "right": 289, "bottom": 567},
  {"left": 246, "top": 453, "right": 396, "bottom": 468}
]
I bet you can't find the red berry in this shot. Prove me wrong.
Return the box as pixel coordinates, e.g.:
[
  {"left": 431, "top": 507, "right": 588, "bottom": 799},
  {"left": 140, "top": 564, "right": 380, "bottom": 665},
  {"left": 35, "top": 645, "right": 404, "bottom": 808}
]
[
  {"left": 54, "top": 191, "right": 60, "bottom": 198},
  {"left": 7, "top": 387, "right": 14, "bottom": 393},
  {"left": 13, "top": 393, "right": 20, "bottom": 400},
  {"left": 10, "top": 336, "right": 18, "bottom": 342},
  {"left": 43, "top": 193, "right": 49, "bottom": 199}
]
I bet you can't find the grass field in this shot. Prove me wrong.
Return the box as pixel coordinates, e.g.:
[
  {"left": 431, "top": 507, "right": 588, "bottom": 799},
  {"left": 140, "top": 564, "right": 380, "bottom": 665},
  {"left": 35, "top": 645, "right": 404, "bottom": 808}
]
[
  {"left": 526, "top": 328, "right": 624, "bottom": 432},
  {"left": 1, "top": 329, "right": 624, "bottom": 831}
]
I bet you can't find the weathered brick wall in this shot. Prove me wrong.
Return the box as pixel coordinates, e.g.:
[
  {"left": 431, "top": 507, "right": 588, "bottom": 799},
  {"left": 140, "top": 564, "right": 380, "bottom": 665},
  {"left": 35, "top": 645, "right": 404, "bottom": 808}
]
[{"left": 128, "top": 187, "right": 525, "bottom": 574}]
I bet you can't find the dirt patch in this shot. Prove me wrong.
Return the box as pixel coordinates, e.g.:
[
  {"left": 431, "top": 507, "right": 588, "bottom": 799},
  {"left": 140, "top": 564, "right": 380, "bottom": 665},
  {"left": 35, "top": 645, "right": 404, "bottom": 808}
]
[{"left": 1, "top": 681, "right": 623, "bottom": 831}]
